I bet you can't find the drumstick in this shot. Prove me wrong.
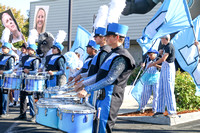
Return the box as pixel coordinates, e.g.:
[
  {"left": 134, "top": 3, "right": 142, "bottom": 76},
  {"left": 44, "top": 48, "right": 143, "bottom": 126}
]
[
  {"left": 61, "top": 88, "right": 76, "bottom": 94},
  {"left": 67, "top": 79, "right": 75, "bottom": 85},
  {"left": 96, "top": 107, "right": 102, "bottom": 133},
  {"left": 75, "top": 93, "right": 91, "bottom": 98},
  {"left": 51, "top": 70, "right": 58, "bottom": 72}
]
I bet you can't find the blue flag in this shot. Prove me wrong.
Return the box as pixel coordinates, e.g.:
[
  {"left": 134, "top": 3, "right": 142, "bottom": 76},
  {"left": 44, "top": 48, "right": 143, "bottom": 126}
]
[
  {"left": 70, "top": 25, "right": 91, "bottom": 61},
  {"left": 66, "top": 25, "right": 91, "bottom": 80},
  {"left": 131, "top": 78, "right": 144, "bottom": 109},
  {"left": 131, "top": 70, "right": 160, "bottom": 109},
  {"left": 137, "top": 0, "right": 193, "bottom": 54},
  {"left": 139, "top": 39, "right": 161, "bottom": 55},
  {"left": 171, "top": 15, "right": 200, "bottom": 96}
]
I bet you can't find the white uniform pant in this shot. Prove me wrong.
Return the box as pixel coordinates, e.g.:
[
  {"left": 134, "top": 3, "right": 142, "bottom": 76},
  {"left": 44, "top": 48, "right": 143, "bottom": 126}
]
[
  {"left": 156, "top": 61, "right": 176, "bottom": 114},
  {"left": 140, "top": 83, "right": 158, "bottom": 112}
]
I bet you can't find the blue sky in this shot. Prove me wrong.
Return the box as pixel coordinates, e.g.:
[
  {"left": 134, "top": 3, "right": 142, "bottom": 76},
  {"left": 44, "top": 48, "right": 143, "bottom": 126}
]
[{"left": 0, "top": 0, "right": 39, "bottom": 18}]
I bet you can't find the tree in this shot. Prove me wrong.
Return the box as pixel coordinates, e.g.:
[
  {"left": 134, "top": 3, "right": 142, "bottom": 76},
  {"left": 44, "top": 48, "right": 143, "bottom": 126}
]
[{"left": 0, "top": 4, "right": 29, "bottom": 48}]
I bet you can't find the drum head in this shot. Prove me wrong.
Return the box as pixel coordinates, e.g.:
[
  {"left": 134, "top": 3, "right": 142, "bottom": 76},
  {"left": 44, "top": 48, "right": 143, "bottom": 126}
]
[
  {"left": 59, "top": 104, "right": 96, "bottom": 114},
  {"left": 51, "top": 92, "right": 77, "bottom": 98},
  {"left": 36, "top": 98, "right": 64, "bottom": 108},
  {"left": 45, "top": 86, "right": 61, "bottom": 94},
  {"left": 26, "top": 75, "right": 46, "bottom": 79}
]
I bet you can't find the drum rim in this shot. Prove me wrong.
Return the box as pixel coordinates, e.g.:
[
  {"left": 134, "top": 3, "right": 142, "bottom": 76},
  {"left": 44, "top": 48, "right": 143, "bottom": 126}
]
[
  {"left": 36, "top": 105, "right": 61, "bottom": 108},
  {"left": 25, "top": 75, "right": 46, "bottom": 79},
  {"left": 4, "top": 74, "right": 19, "bottom": 78},
  {"left": 58, "top": 105, "right": 96, "bottom": 114}
]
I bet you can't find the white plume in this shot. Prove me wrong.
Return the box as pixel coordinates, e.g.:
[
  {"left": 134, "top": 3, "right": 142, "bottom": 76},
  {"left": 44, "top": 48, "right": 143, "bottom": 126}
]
[
  {"left": 28, "top": 29, "right": 38, "bottom": 44},
  {"left": 89, "top": 33, "right": 95, "bottom": 40},
  {"left": 106, "top": 0, "right": 126, "bottom": 25},
  {"left": 93, "top": 5, "right": 109, "bottom": 29},
  {"left": 55, "top": 30, "right": 67, "bottom": 44},
  {"left": 1, "top": 28, "right": 10, "bottom": 43}
]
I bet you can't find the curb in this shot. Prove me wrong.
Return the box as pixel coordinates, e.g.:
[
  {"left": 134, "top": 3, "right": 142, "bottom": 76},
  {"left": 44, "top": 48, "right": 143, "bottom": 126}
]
[{"left": 118, "top": 111, "right": 200, "bottom": 126}]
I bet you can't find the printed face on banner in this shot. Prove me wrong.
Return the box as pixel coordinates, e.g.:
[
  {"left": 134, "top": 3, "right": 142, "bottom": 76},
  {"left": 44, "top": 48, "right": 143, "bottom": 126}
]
[
  {"left": 0, "top": 9, "right": 23, "bottom": 43},
  {"left": 33, "top": 6, "right": 49, "bottom": 34}
]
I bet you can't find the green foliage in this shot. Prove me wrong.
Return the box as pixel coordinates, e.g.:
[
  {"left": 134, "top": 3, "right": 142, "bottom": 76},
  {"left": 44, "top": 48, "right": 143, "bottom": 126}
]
[
  {"left": 0, "top": 4, "right": 29, "bottom": 48},
  {"left": 175, "top": 70, "right": 200, "bottom": 111},
  {"left": 127, "top": 66, "right": 143, "bottom": 85},
  {"left": 128, "top": 68, "right": 200, "bottom": 112}
]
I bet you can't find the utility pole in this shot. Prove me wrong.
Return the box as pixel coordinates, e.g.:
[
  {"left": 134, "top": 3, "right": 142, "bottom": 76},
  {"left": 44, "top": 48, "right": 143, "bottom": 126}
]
[{"left": 68, "top": 0, "right": 72, "bottom": 51}]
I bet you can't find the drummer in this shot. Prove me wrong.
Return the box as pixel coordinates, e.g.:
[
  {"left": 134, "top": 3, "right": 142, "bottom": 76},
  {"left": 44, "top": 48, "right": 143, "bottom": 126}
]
[
  {"left": 74, "top": 27, "right": 111, "bottom": 106},
  {"left": 14, "top": 43, "right": 41, "bottom": 121},
  {"left": 14, "top": 43, "right": 27, "bottom": 107},
  {"left": 68, "top": 40, "right": 99, "bottom": 83},
  {"left": 42, "top": 39, "right": 66, "bottom": 87},
  {"left": 76, "top": 23, "right": 135, "bottom": 132},
  {"left": 0, "top": 41, "right": 15, "bottom": 118}
]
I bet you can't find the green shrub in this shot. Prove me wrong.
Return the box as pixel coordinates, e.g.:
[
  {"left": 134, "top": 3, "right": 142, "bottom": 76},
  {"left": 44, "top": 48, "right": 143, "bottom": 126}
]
[
  {"left": 127, "top": 66, "right": 143, "bottom": 85},
  {"left": 128, "top": 68, "right": 200, "bottom": 112},
  {"left": 175, "top": 70, "right": 200, "bottom": 111}
]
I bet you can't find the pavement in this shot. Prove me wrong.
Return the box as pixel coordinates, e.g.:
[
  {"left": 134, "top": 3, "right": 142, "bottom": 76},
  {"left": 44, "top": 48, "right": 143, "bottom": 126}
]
[{"left": 1, "top": 86, "right": 200, "bottom": 133}]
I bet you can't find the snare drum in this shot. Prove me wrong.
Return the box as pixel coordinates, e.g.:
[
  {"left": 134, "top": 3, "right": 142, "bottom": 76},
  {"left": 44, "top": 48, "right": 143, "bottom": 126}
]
[
  {"left": 36, "top": 98, "right": 65, "bottom": 129},
  {"left": 25, "top": 75, "right": 46, "bottom": 92},
  {"left": 44, "top": 86, "right": 62, "bottom": 98},
  {"left": 52, "top": 92, "right": 81, "bottom": 104},
  {"left": 58, "top": 104, "right": 96, "bottom": 133},
  {"left": 44, "top": 86, "right": 76, "bottom": 98},
  {"left": 3, "top": 74, "right": 21, "bottom": 90}
]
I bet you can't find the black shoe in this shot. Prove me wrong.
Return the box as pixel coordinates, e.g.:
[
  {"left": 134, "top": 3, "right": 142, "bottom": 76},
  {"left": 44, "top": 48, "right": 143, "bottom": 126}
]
[
  {"left": 153, "top": 112, "right": 164, "bottom": 118},
  {"left": 13, "top": 101, "right": 17, "bottom": 106},
  {"left": 14, "top": 115, "right": 27, "bottom": 120}
]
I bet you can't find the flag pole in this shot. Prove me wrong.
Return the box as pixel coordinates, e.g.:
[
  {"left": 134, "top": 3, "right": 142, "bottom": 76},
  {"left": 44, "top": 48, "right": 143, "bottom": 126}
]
[
  {"left": 128, "top": 66, "right": 143, "bottom": 95},
  {"left": 128, "top": 39, "right": 159, "bottom": 95},
  {"left": 182, "top": 0, "right": 199, "bottom": 55},
  {"left": 68, "top": 0, "right": 72, "bottom": 51},
  {"left": 128, "top": 56, "right": 149, "bottom": 95}
]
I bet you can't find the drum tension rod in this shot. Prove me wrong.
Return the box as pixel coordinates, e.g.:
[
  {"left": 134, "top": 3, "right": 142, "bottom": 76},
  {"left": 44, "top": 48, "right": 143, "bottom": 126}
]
[
  {"left": 45, "top": 108, "right": 48, "bottom": 116},
  {"left": 60, "top": 113, "right": 63, "bottom": 120},
  {"left": 85, "top": 115, "right": 88, "bottom": 123},
  {"left": 57, "top": 109, "right": 59, "bottom": 117},
  {"left": 71, "top": 114, "right": 75, "bottom": 122}
]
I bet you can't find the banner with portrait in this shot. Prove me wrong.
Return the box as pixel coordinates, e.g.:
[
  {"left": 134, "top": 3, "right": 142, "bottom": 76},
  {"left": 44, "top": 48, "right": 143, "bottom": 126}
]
[
  {"left": 33, "top": 6, "right": 49, "bottom": 34},
  {"left": 0, "top": 9, "right": 23, "bottom": 43}
]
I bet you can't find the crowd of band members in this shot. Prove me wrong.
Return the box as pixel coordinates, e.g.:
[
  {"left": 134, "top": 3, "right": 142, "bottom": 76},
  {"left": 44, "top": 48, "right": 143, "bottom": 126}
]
[{"left": 1, "top": 22, "right": 199, "bottom": 133}]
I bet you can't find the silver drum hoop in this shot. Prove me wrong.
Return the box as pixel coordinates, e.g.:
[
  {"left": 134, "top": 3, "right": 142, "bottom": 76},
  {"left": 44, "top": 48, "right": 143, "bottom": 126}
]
[{"left": 58, "top": 104, "right": 96, "bottom": 114}]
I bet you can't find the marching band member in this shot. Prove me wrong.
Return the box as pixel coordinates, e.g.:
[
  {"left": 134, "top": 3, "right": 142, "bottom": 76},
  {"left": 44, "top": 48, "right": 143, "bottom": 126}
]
[
  {"left": 75, "top": 27, "right": 111, "bottom": 106},
  {"left": 77, "top": 23, "right": 135, "bottom": 133},
  {"left": 140, "top": 48, "right": 161, "bottom": 113},
  {"left": 68, "top": 40, "right": 99, "bottom": 83},
  {"left": 43, "top": 30, "right": 67, "bottom": 87},
  {"left": 14, "top": 43, "right": 27, "bottom": 107},
  {"left": 148, "top": 34, "right": 177, "bottom": 117},
  {"left": 68, "top": 52, "right": 83, "bottom": 76},
  {"left": 194, "top": 40, "right": 200, "bottom": 54},
  {"left": 14, "top": 29, "right": 40, "bottom": 121},
  {"left": 0, "top": 28, "right": 15, "bottom": 117}
]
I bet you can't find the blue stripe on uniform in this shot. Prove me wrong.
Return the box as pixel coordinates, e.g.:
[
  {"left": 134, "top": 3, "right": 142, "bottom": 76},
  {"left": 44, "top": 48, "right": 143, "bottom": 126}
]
[{"left": 96, "top": 85, "right": 114, "bottom": 133}]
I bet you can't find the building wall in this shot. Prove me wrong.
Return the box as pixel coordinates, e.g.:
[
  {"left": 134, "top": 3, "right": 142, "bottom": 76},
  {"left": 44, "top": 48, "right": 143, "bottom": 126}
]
[
  {"left": 30, "top": 0, "right": 161, "bottom": 64},
  {"left": 30, "top": 0, "right": 161, "bottom": 40},
  {"left": 128, "top": 43, "right": 143, "bottom": 66}
]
